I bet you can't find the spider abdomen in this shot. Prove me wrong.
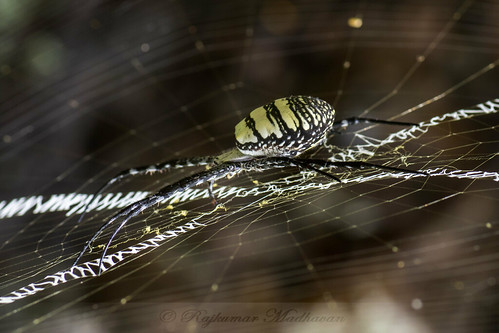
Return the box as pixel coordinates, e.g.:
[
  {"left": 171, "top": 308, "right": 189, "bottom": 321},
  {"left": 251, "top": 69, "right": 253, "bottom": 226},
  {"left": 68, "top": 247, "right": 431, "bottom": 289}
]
[{"left": 235, "top": 96, "right": 335, "bottom": 157}]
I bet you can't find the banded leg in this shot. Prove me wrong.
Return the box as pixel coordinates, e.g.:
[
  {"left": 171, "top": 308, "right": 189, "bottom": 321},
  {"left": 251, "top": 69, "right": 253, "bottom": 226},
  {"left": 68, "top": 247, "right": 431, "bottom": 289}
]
[
  {"left": 73, "top": 157, "right": 426, "bottom": 275},
  {"left": 76, "top": 156, "right": 216, "bottom": 224},
  {"left": 74, "top": 160, "right": 247, "bottom": 274},
  {"left": 295, "top": 158, "right": 427, "bottom": 176},
  {"left": 331, "top": 117, "right": 418, "bottom": 134}
]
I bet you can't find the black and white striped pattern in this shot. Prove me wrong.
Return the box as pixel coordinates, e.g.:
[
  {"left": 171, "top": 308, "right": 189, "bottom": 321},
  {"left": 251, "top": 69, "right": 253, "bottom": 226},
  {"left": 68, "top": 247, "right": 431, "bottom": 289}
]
[
  {"left": 235, "top": 96, "right": 335, "bottom": 157},
  {"left": 108, "top": 156, "right": 216, "bottom": 185}
]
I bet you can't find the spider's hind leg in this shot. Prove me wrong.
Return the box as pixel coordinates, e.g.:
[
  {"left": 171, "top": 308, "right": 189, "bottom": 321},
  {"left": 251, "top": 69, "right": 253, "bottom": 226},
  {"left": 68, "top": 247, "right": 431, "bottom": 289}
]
[
  {"left": 298, "top": 158, "right": 427, "bottom": 178},
  {"left": 331, "top": 117, "right": 418, "bottom": 134}
]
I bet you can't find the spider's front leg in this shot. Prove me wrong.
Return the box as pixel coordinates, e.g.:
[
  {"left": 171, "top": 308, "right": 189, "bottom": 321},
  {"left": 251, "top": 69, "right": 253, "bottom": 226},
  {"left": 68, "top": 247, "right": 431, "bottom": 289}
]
[
  {"left": 73, "top": 161, "right": 245, "bottom": 275},
  {"left": 77, "top": 156, "right": 216, "bottom": 224}
]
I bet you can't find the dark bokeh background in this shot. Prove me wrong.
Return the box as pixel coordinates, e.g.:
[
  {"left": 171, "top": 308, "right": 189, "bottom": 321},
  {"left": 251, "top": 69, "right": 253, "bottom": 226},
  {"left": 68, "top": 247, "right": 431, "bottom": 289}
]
[{"left": 0, "top": 0, "right": 498, "bottom": 332}]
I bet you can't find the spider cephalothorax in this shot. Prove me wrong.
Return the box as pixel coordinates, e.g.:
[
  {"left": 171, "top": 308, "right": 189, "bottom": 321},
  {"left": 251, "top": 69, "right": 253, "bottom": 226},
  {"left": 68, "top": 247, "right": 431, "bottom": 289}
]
[{"left": 74, "top": 95, "right": 423, "bottom": 274}]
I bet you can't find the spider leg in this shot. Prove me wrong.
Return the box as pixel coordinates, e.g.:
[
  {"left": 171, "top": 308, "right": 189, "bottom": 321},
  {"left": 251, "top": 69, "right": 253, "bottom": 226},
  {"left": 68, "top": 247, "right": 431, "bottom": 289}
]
[
  {"left": 72, "top": 196, "right": 161, "bottom": 268},
  {"left": 295, "top": 158, "right": 427, "bottom": 176},
  {"left": 289, "top": 159, "right": 342, "bottom": 183},
  {"left": 74, "top": 161, "right": 246, "bottom": 274},
  {"left": 74, "top": 157, "right": 427, "bottom": 274},
  {"left": 76, "top": 156, "right": 216, "bottom": 225},
  {"left": 96, "top": 196, "right": 163, "bottom": 274},
  {"left": 331, "top": 117, "right": 418, "bottom": 134}
]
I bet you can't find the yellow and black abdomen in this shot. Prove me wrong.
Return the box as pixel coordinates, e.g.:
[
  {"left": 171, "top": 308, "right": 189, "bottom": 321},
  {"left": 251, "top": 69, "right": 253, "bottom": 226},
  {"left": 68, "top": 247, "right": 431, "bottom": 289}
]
[{"left": 235, "top": 96, "right": 335, "bottom": 157}]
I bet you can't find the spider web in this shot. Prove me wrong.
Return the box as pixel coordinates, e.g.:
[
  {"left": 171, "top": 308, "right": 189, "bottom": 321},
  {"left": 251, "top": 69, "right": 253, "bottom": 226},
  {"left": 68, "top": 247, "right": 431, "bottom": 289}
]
[{"left": 0, "top": 0, "right": 498, "bottom": 332}]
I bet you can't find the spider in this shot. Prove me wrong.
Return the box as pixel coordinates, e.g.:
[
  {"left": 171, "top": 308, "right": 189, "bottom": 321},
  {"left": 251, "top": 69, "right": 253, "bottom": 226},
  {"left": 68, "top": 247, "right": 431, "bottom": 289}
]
[{"left": 74, "top": 95, "right": 424, "bottom": 274}]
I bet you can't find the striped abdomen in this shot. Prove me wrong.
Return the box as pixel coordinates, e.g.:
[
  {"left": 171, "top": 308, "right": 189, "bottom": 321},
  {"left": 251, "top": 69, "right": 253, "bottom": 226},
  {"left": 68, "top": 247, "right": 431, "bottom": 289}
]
[{"left": 235, "top": 96, "right": 335, "bottom": 157}]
